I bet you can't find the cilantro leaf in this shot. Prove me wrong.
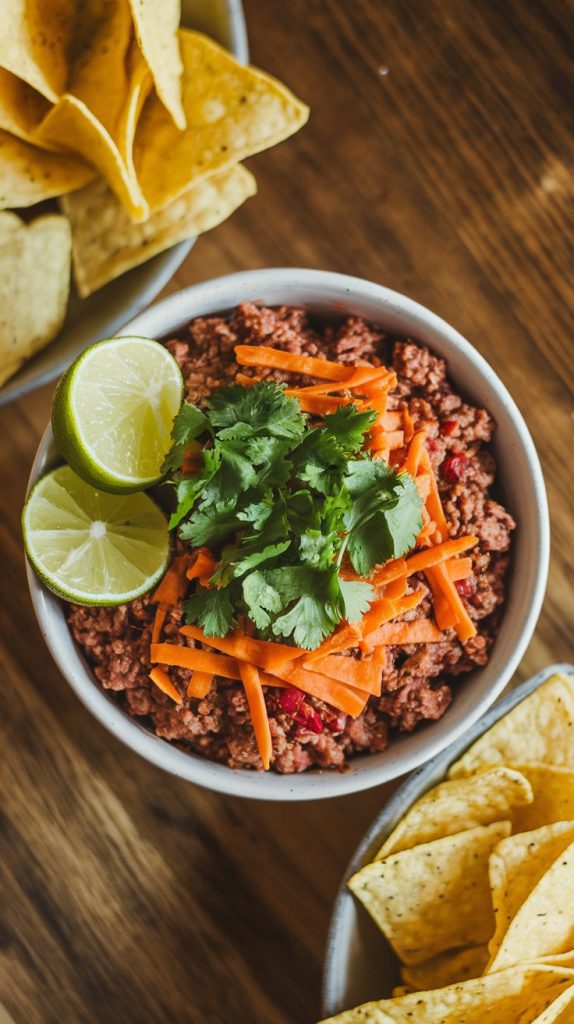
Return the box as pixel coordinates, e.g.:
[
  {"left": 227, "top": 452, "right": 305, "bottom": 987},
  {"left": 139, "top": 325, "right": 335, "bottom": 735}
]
[
  {"left": 242, "top": 571, "right": 284, "bottom": 630},
  {"left": 299, "top": 528, "right": 338, "bottom": 569},
  {"left": 179, "top": 501, "right": 240, "bottom": 547},
  {"left": 168, "top": 449, "right": 221, "bottom": 529},
  {"left": 206, "top": 381, "right": 306, "bottom": 440},
  {"left": 323, "top": 405, "right": 377, "bottom": 455},
  {"left": 339, "top": 578, "right": 375, "bottom": 622},
  {"left": 344, "top": 469, "right": 423, "bottom": 576},
  {"left": 270, "top": 566, "right": 343, "bottom": 649},
  {"left": 161, "top": 402, "right": 209, "bottom": 472},
  {"left": 237, "top": 492, "right": 275, "bottom": 531},
  {"left": 226, "top": 540, "right": 291, "bottom": 580},
  {"left": 184, "top": 586, "right": 236, "bottom": 636},
  {"left": 343, "top": 457, "right": 395, "bottom": 498}
]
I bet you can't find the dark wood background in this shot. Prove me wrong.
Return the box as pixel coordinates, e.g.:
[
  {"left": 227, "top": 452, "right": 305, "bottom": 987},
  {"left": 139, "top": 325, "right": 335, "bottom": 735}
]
[{"left": 1, "top": 1, "right": 572, "bottom": 1021}]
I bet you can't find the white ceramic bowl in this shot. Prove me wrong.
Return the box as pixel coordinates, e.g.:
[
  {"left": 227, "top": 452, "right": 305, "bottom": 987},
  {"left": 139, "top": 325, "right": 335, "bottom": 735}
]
[
  {"left": 322, "top": 662, "right": 574, "bottom": 1018},
  {"left": 25, "top": 268, "right": 550, "bottom": 800},
  {"left": 0, "top": 0, "right": 248, "bottom": 407}
]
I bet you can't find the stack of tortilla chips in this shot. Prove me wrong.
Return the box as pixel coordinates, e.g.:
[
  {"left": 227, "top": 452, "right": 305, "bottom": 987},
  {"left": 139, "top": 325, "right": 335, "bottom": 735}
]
[
  {"left": 0, "top": 0, "right": 308, "bottom": 385},
  {"left": 320, "top": 671, "right": 574, "bottom": 1024}
]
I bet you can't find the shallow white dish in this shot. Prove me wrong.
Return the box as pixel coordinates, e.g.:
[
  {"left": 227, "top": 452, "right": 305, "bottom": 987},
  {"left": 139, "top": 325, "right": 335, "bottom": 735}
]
[
  {"left": 322, "top": 662, "right": 574, "bottom": 1018},
  {"left": 26, "top": 268, "right": 550, "bottom": 800},
  {"left": 0, "top": 0, "right": 248, "bottom": 407}
]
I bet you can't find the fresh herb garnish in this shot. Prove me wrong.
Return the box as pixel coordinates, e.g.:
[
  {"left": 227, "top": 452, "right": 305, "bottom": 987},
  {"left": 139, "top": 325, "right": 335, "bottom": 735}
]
[{"left": 165, "top": 381, "right": 422, "bottom": 647}]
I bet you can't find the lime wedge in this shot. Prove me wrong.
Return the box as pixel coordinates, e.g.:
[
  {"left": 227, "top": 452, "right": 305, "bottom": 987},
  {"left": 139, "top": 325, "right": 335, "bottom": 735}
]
[
  {"left": 52, "top": 336, "right": 183, "bottom": 493},
  {"left": 23, "top": 465, "right": 170, "bottom": 605}
]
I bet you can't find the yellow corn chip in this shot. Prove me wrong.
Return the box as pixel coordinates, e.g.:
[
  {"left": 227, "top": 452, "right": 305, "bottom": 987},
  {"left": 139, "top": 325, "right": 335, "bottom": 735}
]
[
  {"left": 487, "top": 822, "right": 574, "bottom": 964},
  {"left": 34, "top": 29, "right": 151, "bottom": 220},
  {"left": 348, "top": 821, "right": 510, "bottom": 965},
  {"left": 0, "top": 69, "right": 51, "bottom": 143},
  {"left": 531, "top": 985, "right": 574, "bottom": 1023},
  {"left": 0, "top": 0, "right": 75, "bottom": 101},
  {"left": 0, "top": 129, "right": 94, "bottom": 208},
  {"left": 376, "top": 767, "right": 532, "bottom": 858},
  {"left": 128, "top": 0, "right": 185, "bottom": 129},
  {"left": 317, "top": 964, "right": 574, "bottom": 1024},
  {"left": 448, "top": 674, "right": 574, "bottom": 778},
  {"left": 489, "top": 839, "right": 574, "bottom": 971},
  {"left": 510, "top": 763, "right": 574, "bottom": 833},
  {"left": 0, "top": 212, "right": 71, "bottom": 386},
  {"left": 134, "top": 30, "right": 309, "bottom": 219},
  {"left": 61, "top": 165, "right": 256, "bottom": 297},
  {"left": 401, "top": 945, "right": 489, "bottom": 992}
]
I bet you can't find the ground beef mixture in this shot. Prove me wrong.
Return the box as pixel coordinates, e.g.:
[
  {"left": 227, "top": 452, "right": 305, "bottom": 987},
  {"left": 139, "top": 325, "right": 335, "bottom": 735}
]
[{"left": 67, "top": 304, "right": 515, "bottom": 773}]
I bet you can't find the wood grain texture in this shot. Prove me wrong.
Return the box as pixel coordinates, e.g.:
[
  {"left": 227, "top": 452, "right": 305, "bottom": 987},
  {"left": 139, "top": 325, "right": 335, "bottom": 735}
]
[{"left": 1, "top": 2, "right": 573, "bottom": 1021}]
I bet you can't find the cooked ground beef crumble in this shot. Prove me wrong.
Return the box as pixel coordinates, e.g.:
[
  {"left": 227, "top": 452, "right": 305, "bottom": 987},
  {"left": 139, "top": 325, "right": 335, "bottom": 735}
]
[{"left": 67, "top": 304, "right": 515, "bottom": 773}]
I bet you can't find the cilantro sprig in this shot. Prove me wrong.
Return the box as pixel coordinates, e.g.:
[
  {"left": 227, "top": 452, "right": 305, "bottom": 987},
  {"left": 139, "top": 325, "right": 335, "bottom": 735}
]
[{"left": 163, "top": 381, "right": 422, "bottom": 648}]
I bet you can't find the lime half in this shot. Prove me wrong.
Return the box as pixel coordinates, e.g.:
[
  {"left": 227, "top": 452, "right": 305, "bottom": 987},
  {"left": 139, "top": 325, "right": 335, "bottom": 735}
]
[
  {"left": 52, "top": 336, "right": 183, "bottom": 493},
  {"left": 23, "top": 465, "right": 170, "bottom": 604}
]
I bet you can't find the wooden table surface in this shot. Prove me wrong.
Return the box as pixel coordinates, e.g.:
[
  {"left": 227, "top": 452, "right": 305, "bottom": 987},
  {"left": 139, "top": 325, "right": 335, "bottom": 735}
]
[{"left": 1, "top": 2, "right": 572, "bottom": 1021}]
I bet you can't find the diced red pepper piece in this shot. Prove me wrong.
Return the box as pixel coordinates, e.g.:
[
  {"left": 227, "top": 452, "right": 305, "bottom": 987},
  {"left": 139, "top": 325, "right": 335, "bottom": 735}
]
[{"left": 442, "top": 452, "right": 468, "bottom": 483}]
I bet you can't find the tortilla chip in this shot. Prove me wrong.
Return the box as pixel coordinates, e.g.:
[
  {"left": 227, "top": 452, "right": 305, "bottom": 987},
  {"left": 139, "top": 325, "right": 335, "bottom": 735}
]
[
  {"left": 0, "top": 212, "right": 71, "bottom": 387},
  {"left": 488, "top": 838, "right": 574, "bottom": 971},
  {"left": 0, "top": 69, "right": 51, "bottom": 143},
  {"left": 0, "top": 129, "right": 94, "bottom": 208},
  {"left": 448, "top": 674, "right": 574, "bottom": 779},
  {"left": 317, "top": 964, "right": 574, "bottom": 1024},
  {"left": 376, "top": 767, "right": 532, "bottom": 858},
  {"left": 134, "top": 30, "right": 309, "bottom": 218},
  {"left": 348, "top": 821, "right": 510, "bottom": 965},
  {"left": 61, "top": 164, "right": 256, "bottom": 297},
  {"left": 510, "top": 763, "right": 574, "bottom": 833},
  {"left": 35, "top": 92, "right": 147, "bottom": 222},
  {"left": 128, "top": 0, "right": 185, "bottom": 129},
  {"left": 66, "top": 0, "right": 133, "bottom": 135},
  {"left": 401, "top": 945, "right": 489, "bottom": 992},
  {"left": 34, "top": 33, "right": 151, "bottom": 221},
  {"left": 531, "top": 985, "right": 574, "bottom": 1023},
  {"left": 0, "top": 0, "right": 75, "bottom": 101},
  {"left": 487, "top": 822, "right": 574, "bottom": 964}
]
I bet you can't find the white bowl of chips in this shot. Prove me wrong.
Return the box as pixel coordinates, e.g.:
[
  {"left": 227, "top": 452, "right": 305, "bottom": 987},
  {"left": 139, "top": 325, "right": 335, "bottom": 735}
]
[
  {"left": 322, "top": 664, "right": 574, "bottom": 1023},
  {"left": 0, "top": 0, "right": 309, "bottom": 404}
]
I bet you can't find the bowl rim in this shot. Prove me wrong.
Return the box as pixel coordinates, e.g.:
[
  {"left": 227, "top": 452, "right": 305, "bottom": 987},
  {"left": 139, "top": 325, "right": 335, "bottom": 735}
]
[
  {"left": 25, "top": 268, "right": 550, "bottom": 801},
  {"left": 321, "top": 661, "right": 574, "bottom": 1018}
]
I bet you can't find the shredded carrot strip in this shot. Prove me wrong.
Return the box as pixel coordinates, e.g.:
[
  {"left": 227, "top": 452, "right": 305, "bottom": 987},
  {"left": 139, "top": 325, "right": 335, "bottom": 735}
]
[
  {"left": 369, "top": 536, "right": 478, "bottom": 586},
  {"left": 186, "top": 548, "right": 217, "bottom": 584},
  {"left": 235, "top": 372, "right": 261, "bottom": 386},
  {"left": 187, "top": 672, "right": 213, "bottom": 699},
  {"left": 424, "top": 561, "right": 477, "bottom": 641},
  {"left": 262, "top": 667, "right": 367, "bottom": 717},
  {"left": 295, "top": 394, "right": 349, "bottom": 414},
  {"left": 302, "top": 654, "right": 382, "bottom": 695},
  {"left": 303, "top": 622, "right": 364, "bottom": 662},
  {"left": 180, "top": 625, "right": 309, "bottom": 671},
  {"left": 403, "top": 429, "right": 427, "bottom": 477},
  {"left": 360, "top": 590, "right": 424, "bottom": 638},
  {"left": 448, "top": 558, "right": 472, "bottom": 581},
  {"left": 151, "top": 644, "right": 240, "bottom": 678},
  {"left": 285, "top": 366, "right": 393, "bottom": 398},
  {"left": 360, "top": 391, "right": 390, "bottom": 417},
  {"left": 370, "top": 428, "right": 404, "bottom": 452},
  {"left": 366, "top": 619, "right": 444, "bottom": 646},
  {"left": 402, "top": 405, "right": 415, "bottom": 443},
  {"left": 152, "top": 554, "right": 189, "bottom": 606},
  {"left": 149, "top": 667, "right": 182, "bottom": 704},
  {"left": 235, "top": 344, "right": 358, "bottom": 382},
  {"left": 383, "top": 576, "right": 408, "bottom": 600},
  {"left": 152, "top": 603, "right": 168, "bottom": 644},
  {"left": 420, "top": 450, "right": 449, "bottom": 542},
  {"left": 239, "top": 662, "right": 272, "bottom": 770}
]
